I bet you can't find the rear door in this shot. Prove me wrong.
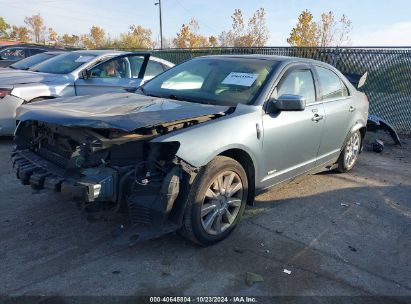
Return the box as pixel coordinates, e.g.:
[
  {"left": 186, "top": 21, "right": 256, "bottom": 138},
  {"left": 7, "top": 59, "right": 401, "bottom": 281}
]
[
  {"left": 261, "top": 64, "right": 325, "bottom": 187},
  {"left": 74, "top": 54, "right": 150, "bottom": 95},
  {"left": 314, "top": 65, "right": 353, "bottom": 164}
]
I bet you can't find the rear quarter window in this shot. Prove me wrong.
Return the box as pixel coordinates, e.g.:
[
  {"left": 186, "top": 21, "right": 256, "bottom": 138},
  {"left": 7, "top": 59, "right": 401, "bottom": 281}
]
[{"left": 316, "top": 66, "right": 350, "bottom": 100}]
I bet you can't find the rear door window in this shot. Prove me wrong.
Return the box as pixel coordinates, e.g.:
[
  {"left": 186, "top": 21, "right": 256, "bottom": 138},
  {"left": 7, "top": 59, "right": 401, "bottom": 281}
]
[
  {"left": 316, "top": 66, "right": 349, "bottom": 100},
  {"left": 145, "top": 60, "right": 165, "bottom": 78},
  {"left": 29, "top": 48, "right": 47, "bottom": 56}
]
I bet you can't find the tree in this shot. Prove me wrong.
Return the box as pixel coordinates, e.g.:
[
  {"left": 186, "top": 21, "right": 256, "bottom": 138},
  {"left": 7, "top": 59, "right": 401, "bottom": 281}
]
[
  {"left": 0, "top": 17, "right": 10, "bottom": 39},
  {"left": 218, "top": 8, "right": 269, "bottom": 47},
  {"left": 61, "top": 34, "right": 79, "bottom": 47},
  {"left": 9, "top": 25, "right": 30, "bottom": 42},
  {"left": 287, "top": 10, "right": 319, "bottom": 47},
  {"left": 317, "top": 11, "right": 352, "bottom": 47},
  {"left": 208, "top": 36, "right": 218, "bottom": 47},
  {"left": 118, "top": 25, "right": 152, "bottom": 49},
  {"left": 173, "top": 18, "right": 210, "bottom": 48},
  {"left": 334, "top": 14, "right": 352, "bottom": 46},
  {"left": 318, "top": 11, "right": 336, "bottom": 47},
  {"left": 48, "top": 27, "right": 59, "bottom": 45},
  {"left": 81, "top": 34, "right": 94, "bottom": 49},
  {"left": 24, "top": 14, "right": 46, "bottom": 43},
  {"left": 90, "top": 25, "right": 105, "bottom": 48},
  {"left": 288, "top": 10, "right": 353, "bottom": 47},
  {"left": 80, "top": 26, "right": 106, "bottom": 49},
  {"left": 247, "top": 8, "right": 269, "bottom": 47}
]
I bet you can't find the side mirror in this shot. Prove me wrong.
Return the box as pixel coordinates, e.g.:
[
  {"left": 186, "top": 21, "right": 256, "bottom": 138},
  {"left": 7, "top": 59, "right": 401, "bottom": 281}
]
[
  {"left": 80, "top": 69, "right": 90, "bottom": 79},
  {"left": 271, "top": 94, "right": 306, "bottom": 111}
]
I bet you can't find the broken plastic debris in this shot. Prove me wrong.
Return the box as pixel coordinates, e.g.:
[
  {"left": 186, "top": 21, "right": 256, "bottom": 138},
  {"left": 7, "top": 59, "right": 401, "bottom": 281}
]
[
  {"left": 260, "top": 242, "right": 265, "bottom": 247},
  {"left": 372, "top": 139, "right": 384, "bottom": 153},
  {"left": 341, "top": 203, "right": 349, "bottom": 207},
  {"left": 348, "top": 246, "right": 357, "bottom": 252},
  {"left": 355, "top": 202, "right": 361, "bottom": 205},
  {"left": 245, "top": 272, "right": 264, "bottom": 286},
  {"left": 283, "top": 269, "right": 292, "bottom": 275}
]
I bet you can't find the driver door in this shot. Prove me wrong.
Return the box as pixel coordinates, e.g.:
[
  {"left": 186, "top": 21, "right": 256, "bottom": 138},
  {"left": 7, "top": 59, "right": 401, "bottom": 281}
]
[
  {"left": 74, "top": 54, "right": 150, "bottom": 95},
  {"left": 260, "top": 65, "right": 325, "bottom": 188}
]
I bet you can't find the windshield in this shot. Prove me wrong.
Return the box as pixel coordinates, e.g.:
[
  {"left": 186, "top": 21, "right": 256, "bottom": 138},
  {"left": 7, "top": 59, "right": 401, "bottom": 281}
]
[
  {"left": 10, "top": 53, "right": 55, "bottom": 70},
  {"left": 30, "top": 52, "right": 96, "bottom": 74},
  {"left": 142, "top": 57, "right": 278, "bottom": 106}
]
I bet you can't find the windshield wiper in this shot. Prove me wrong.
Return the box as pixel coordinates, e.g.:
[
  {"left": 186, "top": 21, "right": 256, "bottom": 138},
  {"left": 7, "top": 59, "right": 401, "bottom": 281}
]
[{"left": 166, "top": 94, "right": 213, "bottom": 105}]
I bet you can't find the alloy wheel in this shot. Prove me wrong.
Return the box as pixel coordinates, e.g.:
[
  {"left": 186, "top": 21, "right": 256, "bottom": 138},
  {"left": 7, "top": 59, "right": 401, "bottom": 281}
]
[
  {"left": 345, "top": 132, "right": 360, "bottom": 168},
  {"left": 200, "top": 171, "right": 243, "bottom": 235}
]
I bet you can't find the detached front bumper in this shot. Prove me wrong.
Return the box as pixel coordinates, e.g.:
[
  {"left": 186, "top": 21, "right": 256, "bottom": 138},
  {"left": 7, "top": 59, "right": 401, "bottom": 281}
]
[{"left": 11, "top": 149, "right": 117, "bottom": 202}]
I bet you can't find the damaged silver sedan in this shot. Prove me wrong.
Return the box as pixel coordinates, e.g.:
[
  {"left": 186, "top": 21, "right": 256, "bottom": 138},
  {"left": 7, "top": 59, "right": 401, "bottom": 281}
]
[{"left": 12, "top": 55, "right": 369, "bottom": 245}]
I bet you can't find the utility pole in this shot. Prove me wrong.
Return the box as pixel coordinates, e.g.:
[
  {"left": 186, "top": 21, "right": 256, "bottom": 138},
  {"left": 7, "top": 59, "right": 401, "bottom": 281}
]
[{"left": 155, "top": 0, "right": 163, "bottom": 49}]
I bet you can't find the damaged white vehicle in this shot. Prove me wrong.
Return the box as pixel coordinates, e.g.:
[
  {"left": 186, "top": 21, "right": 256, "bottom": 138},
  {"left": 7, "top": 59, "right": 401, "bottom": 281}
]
[{"left": 12, "top": 55, "right": 369, "bottom": 245}]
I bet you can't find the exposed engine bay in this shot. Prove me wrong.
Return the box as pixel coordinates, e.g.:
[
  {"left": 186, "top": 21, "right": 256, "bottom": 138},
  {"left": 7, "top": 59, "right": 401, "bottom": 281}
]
[{"left": 12, "top": 113, "right": 224, "bottom": 245}]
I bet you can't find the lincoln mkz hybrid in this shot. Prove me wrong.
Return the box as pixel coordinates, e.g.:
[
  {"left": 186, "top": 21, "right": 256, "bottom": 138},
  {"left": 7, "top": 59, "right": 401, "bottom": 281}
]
[{"left": 11, "top": 55, "right": 369, "bottom": 245}]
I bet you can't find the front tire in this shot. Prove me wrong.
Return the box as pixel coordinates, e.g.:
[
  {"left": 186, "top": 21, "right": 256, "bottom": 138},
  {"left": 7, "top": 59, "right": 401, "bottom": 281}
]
[
  {"left": 179, "top": 156, "right": 248, "bottom": 246},
  {"left": 336, "top": 131, "right": 362, "bottom": 173}
]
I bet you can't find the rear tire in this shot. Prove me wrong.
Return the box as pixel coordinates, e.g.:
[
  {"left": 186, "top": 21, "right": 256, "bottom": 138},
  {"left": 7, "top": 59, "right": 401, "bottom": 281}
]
[
  {"left": 336, "top": 130, "right": 361, "bottom": 173},
  {"left": 179, "top": 156, "right": 248, "bottom": 246}
]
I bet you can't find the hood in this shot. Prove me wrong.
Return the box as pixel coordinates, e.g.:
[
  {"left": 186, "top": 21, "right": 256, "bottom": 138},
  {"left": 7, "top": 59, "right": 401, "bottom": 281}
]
[
  {"left": 17, "top": 93, "right": 230, "bottom": 132},
  {"left": 0, "top": 70, "right": 60, "bottom": 85}
]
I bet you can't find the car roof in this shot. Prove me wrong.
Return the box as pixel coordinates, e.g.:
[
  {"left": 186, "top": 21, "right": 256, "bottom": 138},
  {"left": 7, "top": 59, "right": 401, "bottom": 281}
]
[
  {"left": 70, "top": 49, "right": 129, "bottom": 56},
  {"left": 0, "top": 44, "right": 64, "bottom": 50},
  {"left": 198, "top": 54, "right": 321, "bottom": 64}
]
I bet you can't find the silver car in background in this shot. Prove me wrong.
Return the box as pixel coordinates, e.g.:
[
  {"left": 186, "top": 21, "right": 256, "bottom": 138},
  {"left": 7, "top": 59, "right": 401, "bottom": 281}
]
[
  {"left": 12, "top": 55, "right": 368, "bottom": 246},
  {"left": 0, "top": 50, "right": 174, "bottom": 135}
]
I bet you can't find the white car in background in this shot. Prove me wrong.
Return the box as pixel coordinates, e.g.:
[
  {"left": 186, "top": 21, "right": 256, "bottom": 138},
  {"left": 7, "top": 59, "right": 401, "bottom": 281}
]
[{"left": 0, "top": 50, "right": 174, "bottom": 135}]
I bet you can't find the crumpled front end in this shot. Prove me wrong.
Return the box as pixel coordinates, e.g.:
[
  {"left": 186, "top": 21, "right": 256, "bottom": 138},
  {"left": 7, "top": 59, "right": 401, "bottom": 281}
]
[{"left": 12, "top": 119, "right": 208, "bottom": 245}]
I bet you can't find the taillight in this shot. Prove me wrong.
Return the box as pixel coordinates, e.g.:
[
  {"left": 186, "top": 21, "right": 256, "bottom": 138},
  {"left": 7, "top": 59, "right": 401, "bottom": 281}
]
[{"left": 0, "top": 88, "right": 12, "bottom": 99}]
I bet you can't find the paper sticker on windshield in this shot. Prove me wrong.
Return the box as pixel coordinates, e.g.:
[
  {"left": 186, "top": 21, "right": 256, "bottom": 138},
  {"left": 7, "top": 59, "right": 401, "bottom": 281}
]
[
  {"left": 75, "top": 56, "right": 94, "bottom": 63},
  {"left": 222, "top": 72, "right": 259, "bottom": 87}
]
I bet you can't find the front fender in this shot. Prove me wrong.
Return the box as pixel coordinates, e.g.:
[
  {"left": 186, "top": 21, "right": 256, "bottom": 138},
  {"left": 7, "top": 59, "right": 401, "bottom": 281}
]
[
  {"left": 12, "top": 82, "right": 75, "bottom": 101},
  {"left": 151, "top": 105, "right": 263, "bottom": 178}
]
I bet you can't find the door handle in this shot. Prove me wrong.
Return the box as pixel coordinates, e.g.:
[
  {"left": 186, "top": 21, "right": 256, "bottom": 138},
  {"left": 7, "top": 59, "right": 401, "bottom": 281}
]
[
  {"left": 349, "top": 106, "right": 356, "bottom": 112},
  {"left": 312, "top": 114, "right": 324, "bottom": 122}
]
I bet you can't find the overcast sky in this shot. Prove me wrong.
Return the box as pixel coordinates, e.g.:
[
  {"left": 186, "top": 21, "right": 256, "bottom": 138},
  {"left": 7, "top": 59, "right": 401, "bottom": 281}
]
[{"left": 2, "top": 0, "right": 411, "bottom": 46}]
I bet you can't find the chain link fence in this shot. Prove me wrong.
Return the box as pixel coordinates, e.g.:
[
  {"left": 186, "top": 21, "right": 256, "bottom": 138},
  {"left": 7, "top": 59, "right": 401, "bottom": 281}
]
[{"left": 148, "top": 47, "right": 411, "bottom": 134}]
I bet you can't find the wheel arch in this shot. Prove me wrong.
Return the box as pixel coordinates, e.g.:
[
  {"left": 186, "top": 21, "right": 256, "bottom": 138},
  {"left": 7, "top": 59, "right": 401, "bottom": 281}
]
[
  {"left": 218, "top": 148, "right": 256, "bottom": 206},
  {"left": 349, "top": 122, "right": 367, "bottom": 153}
]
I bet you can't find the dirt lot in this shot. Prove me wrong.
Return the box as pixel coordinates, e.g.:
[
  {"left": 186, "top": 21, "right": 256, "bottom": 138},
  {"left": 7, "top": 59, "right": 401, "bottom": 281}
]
[{"left": 0, "top": 133, "right": 410, "bottom": 298}]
